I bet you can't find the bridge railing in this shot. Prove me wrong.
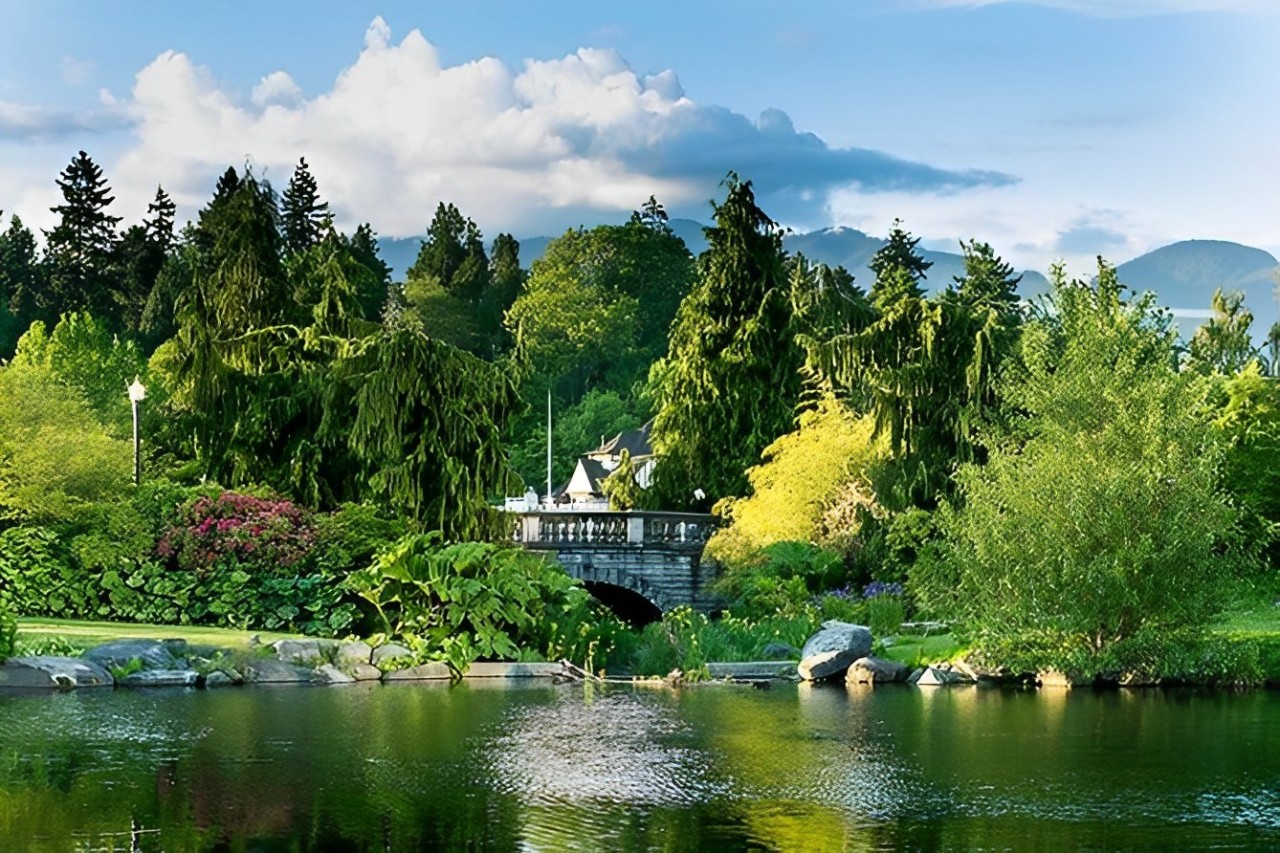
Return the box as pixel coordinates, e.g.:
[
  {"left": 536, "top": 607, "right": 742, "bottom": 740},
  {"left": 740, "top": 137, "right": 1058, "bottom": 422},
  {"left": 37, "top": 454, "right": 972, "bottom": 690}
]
[{"left": 512, "top": 510, "right": 715, "bottom": 549}]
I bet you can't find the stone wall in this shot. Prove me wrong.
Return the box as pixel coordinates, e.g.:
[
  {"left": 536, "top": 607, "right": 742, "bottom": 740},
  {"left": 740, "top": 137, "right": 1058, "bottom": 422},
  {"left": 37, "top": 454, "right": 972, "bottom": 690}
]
[{"left": 533, "top": 544, "right": 722, "bottom": 614}]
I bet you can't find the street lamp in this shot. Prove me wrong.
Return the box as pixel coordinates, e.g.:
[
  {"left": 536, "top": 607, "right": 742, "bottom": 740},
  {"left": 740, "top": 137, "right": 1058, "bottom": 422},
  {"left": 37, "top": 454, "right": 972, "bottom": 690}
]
[{"left": 127, "top": 376, "right": 146, "bottom": 486}]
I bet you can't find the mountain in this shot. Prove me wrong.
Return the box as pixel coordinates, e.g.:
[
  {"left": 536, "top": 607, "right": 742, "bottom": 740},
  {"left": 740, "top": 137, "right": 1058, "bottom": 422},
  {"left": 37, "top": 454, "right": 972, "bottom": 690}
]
[{"left": 1116, "top": 240, "right": 1278, "bottom": 317}]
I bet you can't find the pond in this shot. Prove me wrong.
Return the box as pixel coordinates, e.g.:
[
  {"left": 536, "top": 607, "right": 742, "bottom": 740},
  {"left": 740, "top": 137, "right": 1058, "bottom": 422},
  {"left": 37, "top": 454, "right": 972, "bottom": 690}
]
[{"left": 1, "top": 681, "right": 1278, "bottom": 851}]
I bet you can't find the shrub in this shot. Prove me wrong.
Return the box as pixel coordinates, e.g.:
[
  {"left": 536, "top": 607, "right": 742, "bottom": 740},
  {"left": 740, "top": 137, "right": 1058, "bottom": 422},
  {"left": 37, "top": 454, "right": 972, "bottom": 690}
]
[
  {"left": 157, "top": 491, "right": 316, "bottom": 576},
  {"left": 0, "top": 604, "right": 15, "bottom": 662},
  {"left": 718, "top": 541, "right": 846, "bottom": 620},
  {"left": 619, "top": 607, "right": 820, "bottom": 677},
  {"left": 348, "top": 533, "right": 616, "bottom": 674}
]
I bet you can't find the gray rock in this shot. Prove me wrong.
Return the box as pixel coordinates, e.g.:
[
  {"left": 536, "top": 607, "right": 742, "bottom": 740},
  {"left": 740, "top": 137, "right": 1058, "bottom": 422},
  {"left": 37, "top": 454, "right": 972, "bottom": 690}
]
[
  {"left": 314, "top": 664, "right": 356, "bottom": 685},
  {"left": 798, "top": 621, "right": 873, "bottom": 681},
  {"left": 0, "top": 656, "right": 114, "bottom": 689},
  {"left": 706, "top": 661, "right": 798, "bottom": 680},
  {"left": 121, "top": 669, "right": 199, "bottom": 688},
  {"left": 271, "top": 639, "right": 337, "bottom": 666},
  {"left": 350, "top": 663, "right": 383, "bottom": 681},
  {"left": 382, "top": 662, "right": 452, "bottom": 681},
  {"left": 204, "top": 671, "right": 236, "bottom": 688},
  {"left": 846, "top": 656, "right": 909, "bottom": 684},
  {"left": 371, "top": 642, "right": 413, "bottom": 666},
  {"left": 82, "top": 639, "right": 176, "bottom": 672},
  {"left": 915, "top": 665, "right": 971, "bottom": 686},
  {"left": 761, "top": 642, "right": 801, "bottom": 661},
  {"left": 336, "top": 641, "right": 373, "bottom": 665},
  {"left": 242, "top": 659, "right": 317, "bottom": 684}
]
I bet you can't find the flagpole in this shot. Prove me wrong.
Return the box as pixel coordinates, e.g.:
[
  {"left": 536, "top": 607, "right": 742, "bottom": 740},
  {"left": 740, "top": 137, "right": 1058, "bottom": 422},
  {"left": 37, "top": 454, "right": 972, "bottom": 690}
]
[{"left": 546, "top": 388, "right": 552, "bottom": 506}]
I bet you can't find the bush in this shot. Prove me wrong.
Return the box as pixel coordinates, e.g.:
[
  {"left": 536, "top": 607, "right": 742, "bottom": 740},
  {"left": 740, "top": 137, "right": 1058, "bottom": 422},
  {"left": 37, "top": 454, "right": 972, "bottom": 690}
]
[
  {"left": 719, "top": 541, "right": 848, "bottom": 620},
  {"left": 0, "top": 604, "right": 15, "bottom": 662},
  {"left": 348, "top": 533, "right": 618, "bottom": 674},
  {"left": 618, "top": 607, "right": 819, "bottom": 677}
]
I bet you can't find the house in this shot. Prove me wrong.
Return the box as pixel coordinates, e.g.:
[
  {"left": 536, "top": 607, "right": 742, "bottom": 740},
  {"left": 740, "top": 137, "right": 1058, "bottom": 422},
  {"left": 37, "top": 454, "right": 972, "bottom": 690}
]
[{"left": 560, "top": 421, "right": 656, "bottom": 508}]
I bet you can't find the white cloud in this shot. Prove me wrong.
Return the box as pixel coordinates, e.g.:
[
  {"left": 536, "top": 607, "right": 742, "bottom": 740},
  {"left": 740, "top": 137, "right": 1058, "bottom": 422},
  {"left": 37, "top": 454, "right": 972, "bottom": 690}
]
[
  {"left": 103, "top": 17, "right": 1006, "bottom": 239},
  {"left": 61, "top": 55, "right": 94, "bottom": 86}
]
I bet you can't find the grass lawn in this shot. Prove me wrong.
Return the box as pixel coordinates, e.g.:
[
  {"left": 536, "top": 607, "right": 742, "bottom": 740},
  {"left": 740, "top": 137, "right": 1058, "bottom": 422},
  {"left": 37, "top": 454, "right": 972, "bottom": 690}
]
[
  {"left": 1210, "top": 599, "right": 1280, "bottom": 636},
  {"left": 15, "top": 617, "right": 302, "bottom": 653},
  {"left": 879, "top": 632, "right": 966, "bottom": 668}
]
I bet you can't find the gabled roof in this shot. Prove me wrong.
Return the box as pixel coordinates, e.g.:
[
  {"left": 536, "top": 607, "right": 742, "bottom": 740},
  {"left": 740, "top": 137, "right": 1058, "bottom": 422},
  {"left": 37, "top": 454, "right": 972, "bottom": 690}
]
[
  {"left": 594, "top": 419, "right": 654, "bottom": 460},
  {"left": 557, "top": 456, "right": 612, "bottom": 498}
]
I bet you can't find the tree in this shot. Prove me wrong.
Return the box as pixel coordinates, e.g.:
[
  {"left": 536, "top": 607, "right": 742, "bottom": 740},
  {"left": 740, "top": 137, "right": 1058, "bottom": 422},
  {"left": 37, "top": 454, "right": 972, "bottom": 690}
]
[
  {"left": 281, "top": 157, "right": 329, "bottom": 255},
  {"left": 647, "top": 175, "right": 796, "bottom": 509},
  {"left": 407, "top": 203, "right": 471, "bottom": 292},
  {"left": 115, "top": 188, "right": 176, "bottom": 335},
  {"left": 915, "top": 260, "right": 1241, "bottom": 667},
  {"left": 344, "top": 222, "right": 392, "bottom": 320},
  {"left": 1188, "top": 288, "right": 1258, "bottom": 375},
  {"left": 42, "top": 151, "right": 122, "bottom": 321},
  {"left": 0, "top": 214, "right": 43, "bottom": 355}
]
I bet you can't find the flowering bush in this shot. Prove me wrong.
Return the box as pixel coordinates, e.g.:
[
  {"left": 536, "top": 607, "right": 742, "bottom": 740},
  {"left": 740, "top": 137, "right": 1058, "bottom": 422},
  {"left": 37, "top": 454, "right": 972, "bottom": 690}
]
[
  {"left": 157, "top": 492, "right": 316, "bottom": 575},
  {"left": 863, "top": 581, "right": 905, "bottom": 599}
]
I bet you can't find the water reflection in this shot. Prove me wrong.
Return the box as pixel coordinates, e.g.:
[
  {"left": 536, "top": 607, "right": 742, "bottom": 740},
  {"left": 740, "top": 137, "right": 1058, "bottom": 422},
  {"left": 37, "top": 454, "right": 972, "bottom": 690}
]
[{"left": 1, "top": 682, "right": 1279, "bottom": 850}]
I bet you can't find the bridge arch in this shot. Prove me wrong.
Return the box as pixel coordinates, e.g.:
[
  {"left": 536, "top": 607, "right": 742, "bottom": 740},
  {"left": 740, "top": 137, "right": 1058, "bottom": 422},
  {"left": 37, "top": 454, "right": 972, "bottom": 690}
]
[{"left": 582, "top": 581, "right": 663, "bottom": 627}]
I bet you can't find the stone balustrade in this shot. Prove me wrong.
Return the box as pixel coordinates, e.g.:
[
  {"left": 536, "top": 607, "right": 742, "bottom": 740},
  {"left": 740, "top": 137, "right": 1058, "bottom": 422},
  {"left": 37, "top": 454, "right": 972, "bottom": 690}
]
[{"left": 512, "top": 510, "right": 714, "bottom": 549}]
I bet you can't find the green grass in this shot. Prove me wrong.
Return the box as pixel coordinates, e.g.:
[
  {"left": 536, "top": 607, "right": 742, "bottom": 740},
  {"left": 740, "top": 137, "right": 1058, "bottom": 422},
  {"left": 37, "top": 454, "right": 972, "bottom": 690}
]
[
  {"left": 15, "top": 617, "right": 302, "bottom": 652},
  {"left": 1210, "top": 600, "right": 1280, "bottom": 636},
  {"left": 879, "top": 632, "right": 967, "bottom": 668}
]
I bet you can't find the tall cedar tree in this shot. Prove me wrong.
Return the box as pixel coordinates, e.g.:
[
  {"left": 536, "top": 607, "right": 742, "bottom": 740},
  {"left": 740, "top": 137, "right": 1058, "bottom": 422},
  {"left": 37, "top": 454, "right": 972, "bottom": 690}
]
[
  {"left": 648, "top": 175, "right": 797, "bottom": 510},
  {"left": 281, "top": 157, "right": 329, "bottom": 255},
  {"left": 42, "top": 151, "right": 122, "bottom": 322},
  {"left": 0, "top": 215, "right": 44, "bottom": 354}
]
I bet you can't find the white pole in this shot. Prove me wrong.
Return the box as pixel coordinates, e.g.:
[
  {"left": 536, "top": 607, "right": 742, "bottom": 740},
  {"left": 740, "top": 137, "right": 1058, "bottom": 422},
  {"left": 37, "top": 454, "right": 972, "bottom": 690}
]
[{"left": 546, "top": 388, "right": 553, "bottom": 505}]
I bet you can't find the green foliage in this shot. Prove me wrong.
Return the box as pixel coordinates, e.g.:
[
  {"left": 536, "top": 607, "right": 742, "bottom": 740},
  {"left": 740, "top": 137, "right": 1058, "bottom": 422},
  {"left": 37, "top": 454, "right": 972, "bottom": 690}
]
[
  {"left": 601, "top": 449, "right": 642, "bottom": 511},
  {"left": 618, "top": 606, "right": 817, "bottom": 676},
  {"left": 866, "top": 591, "right": 906, "bottom": 637},
  {"left": 281, "top": 158, "right": 330, "bottom": 256},
  {"left": 916, "top": 260, "right": 1245, "bottom": 662},
  {"left": 647, "top": 175, "right": 802, "bottom": 509},
  {"left": 1212, "top": 362, "right": 1280, "bottom": 571},
  {"left": 11, "top": 312, "right": 147, "bottom": 435},
  {"left": 509, "top": 388, "right": 648, "bottom": 490},
  {"left": 707, "top": 395, "right": 883, "bottom": 568},
  {"left": 0, "top": 603, "right": 15, "bottom": 661},
  {"left": 0, "top": 363, "right": 131, "bottom": 525},
  {"left": 42, "top": 151, "right": 123, "bottom": 322},
  {"left": 348, "top": 533, "right": 614, "bottom": 674},
  {"left": 717, "top": 541, "right": 848, "bottom": 620},
  {"left": 1187, "top": 288, "right": 1258, "bottom": 375}
]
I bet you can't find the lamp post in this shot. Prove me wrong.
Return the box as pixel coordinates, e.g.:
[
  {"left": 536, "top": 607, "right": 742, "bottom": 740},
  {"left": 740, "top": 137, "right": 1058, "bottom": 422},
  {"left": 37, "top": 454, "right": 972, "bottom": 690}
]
[{"left": 127, "top": 376, "right": 146, "bottom": 486}]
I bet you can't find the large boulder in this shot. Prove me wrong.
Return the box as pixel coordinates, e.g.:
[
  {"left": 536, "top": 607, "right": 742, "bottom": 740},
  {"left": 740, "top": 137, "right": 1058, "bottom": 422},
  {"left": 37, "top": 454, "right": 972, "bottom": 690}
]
[
  {"left": 371, "top": 642, "right": 413, "bottom": 667},
  {"left": 0, "top": 656, "right": 114, "bottom": 689},
  {"left": 798, "top": 621, "right": 873, "bottom": 681},
  {"left": 82, "top": 639, "right": 176, "bottom": 672},
  {"left": 242, "top": 659, "right": 318, "bottom": 684},
  {"left": 846, "top": 656, "right": 908, "bottom": 685},
  {"left": 272, "top": 639, "right": 337, "bottom": 666},
  {"left": 120, "top": 670, "right": 199, "bottom": 688},
  {"left": 336, "top": 641, "right": 373, "bottom": 666}
]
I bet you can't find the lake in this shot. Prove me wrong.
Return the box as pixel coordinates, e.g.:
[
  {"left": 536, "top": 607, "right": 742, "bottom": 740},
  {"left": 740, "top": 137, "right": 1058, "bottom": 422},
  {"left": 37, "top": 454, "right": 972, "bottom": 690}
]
[{"left": 1, "top": 681, "right": 1278, "bottom": 851}]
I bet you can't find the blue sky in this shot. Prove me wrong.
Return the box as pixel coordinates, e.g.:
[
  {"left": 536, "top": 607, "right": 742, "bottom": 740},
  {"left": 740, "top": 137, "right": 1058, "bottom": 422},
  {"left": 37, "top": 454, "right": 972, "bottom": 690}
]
[{"left": 1, "top": 1, "right": 1276, "bottom": 274}]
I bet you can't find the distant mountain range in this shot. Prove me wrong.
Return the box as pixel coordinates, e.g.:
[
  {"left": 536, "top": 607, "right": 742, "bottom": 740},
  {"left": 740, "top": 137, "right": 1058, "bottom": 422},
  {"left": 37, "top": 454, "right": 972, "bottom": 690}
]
[{"left": 379, "top": 224, "right": 1280, "bottom": 331}]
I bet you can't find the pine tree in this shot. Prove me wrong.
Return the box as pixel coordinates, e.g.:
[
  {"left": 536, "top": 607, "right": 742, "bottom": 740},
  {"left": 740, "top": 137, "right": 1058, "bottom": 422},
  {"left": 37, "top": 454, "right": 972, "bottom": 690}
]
[
  {"left": 647, "top": 174, "right": 798, "bottom": 509},
  {"left": 869, "top": 220, "right": 932, "bottom": 309},
  {"left": 407, "top": 202, "right": 470, "bottom": 290},
  {"left": 344, "top": 223, "right": 392, "bottom": 320},
  {"left": 281, "top": 157, "right": 329, "bottom": 255},
  {"left": 43, "top": 150, "right": 122, "bottom": 320},
  {"left": 144, "top": 186, "right": 176, "bottom": 249}
]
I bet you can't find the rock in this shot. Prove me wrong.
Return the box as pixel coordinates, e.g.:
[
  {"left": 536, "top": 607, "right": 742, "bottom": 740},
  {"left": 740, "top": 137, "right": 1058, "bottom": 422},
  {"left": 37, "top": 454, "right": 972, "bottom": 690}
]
[
  {"left": 761, "top": 642, "right": 801, "bottom": 661},
  {"left": 707, "top": 662, "right": 797, "bottom": 680},
  {"left": 350, "top": 663, "right": 383, "bottom": 681},
  {"left": 121, "top": 669, "right": 199, "bottom": 688},
  {"left": 242, "top": 659, "right": 317, "bottom": 684},
  {"left": 797, "top": 621, "right": 873, "bottom": 681},
  {"left": 915, "top": 666, "right": 958, "bottom": 686},
  {"left": 336, "top": 641, "right": 373, "bottom": 665},
  {"left": 204, "top": 671, "right": 236, "bottom": 688},
  {"left": 382, "top": 662, "right": 452, "bottom": 681},
  {"left": 271, "top": 639, "right": 337, "bottom": 666},
  {"left": 371, "top": 642, "right": 413, "bottom": 667},
  {"left": 82, "top": 639, "right": 176, "bottom": 672},
  {"left": 845, "top": 656, "right": 909, "bottom": 684},
  {"left": 0, "top": 656, "right": 114, "bottom": 689},
  {"left": 314, "top": 664, "right": 355, "bottom": 685}
]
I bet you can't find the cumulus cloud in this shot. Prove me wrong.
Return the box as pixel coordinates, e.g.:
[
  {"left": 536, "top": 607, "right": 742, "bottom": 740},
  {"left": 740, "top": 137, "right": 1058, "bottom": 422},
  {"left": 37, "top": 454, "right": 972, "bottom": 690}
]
[{"left": 104, "top": 17, "right": 1010, "bottom": 237}]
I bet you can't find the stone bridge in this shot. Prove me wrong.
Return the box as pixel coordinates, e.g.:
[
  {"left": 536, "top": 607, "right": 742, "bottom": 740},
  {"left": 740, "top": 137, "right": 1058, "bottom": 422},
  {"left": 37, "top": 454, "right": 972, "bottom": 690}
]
[{"left": 512, "top": 510, "right": 721, "bottom": 620}]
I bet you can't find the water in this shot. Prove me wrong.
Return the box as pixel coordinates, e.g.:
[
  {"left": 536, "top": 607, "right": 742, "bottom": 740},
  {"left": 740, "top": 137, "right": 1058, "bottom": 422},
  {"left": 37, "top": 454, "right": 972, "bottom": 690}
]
[{"left": 1, "top": 681, "right": 1278, "bottom": 851}]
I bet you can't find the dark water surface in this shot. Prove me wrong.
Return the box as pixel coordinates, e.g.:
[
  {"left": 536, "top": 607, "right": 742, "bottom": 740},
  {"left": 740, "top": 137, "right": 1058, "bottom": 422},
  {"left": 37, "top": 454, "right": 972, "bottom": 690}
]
[{"left": 1, "top": 681, "right": 1278, "bottom": 851}]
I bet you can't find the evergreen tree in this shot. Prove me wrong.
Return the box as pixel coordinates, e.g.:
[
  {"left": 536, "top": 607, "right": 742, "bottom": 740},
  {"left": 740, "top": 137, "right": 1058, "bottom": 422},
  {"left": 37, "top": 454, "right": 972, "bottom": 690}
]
[
  {"left": 868, "top": 220, "right": 932, "bottom": 308},
  {"left": 0, "top": 214, "right": 44, "bottom": 353},
  {"left": 343, "top": 222, "right": 393, "bottom": 320},
  {"left": 407, "top": 202, "right": 471, "bottom": 292},
  {"left": 145, "top": 186, "right": 176, "bottom": 249},
  {"left": 1188, "top": 288, "right": 1257, "bottom": 375},
  {"left": 116, "top": 187, "right": 177, "bottom": 334},
  {"left": 647, "top": 174, "right": 798, "bottom": 510},
  {"left": 281, "top": 157, "right": 329, "bottom": 255},
  {"left": 43, "top": 150, "right": 122, "bottom": 320}
]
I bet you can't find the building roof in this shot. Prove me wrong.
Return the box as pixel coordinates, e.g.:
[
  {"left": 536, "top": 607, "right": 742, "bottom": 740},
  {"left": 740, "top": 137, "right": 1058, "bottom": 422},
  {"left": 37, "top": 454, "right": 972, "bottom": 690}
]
[
  {"left": 558, "top": 456, "right": 612, "bottom": 498},
  {"left": 593, "top": 419, "right": 654, "bottom": 460}
]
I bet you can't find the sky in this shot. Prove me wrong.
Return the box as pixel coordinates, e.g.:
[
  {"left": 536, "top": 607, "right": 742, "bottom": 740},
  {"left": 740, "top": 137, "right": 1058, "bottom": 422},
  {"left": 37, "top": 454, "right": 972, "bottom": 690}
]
[{"left": 1, "top": 0, "right": 1277, "bottom": 275}]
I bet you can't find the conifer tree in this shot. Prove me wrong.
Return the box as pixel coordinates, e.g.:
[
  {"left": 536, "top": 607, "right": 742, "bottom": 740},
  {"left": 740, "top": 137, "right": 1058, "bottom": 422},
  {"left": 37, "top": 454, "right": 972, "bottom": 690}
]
[
  {"left": 281, "top": 157, "right": 329, "bottom": 255},
  {"left": 43, "top": 150, "right": 122, "bottom": 319},
  {"left": 647, "top": 174, "right": 798, "bottom": 509}
]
